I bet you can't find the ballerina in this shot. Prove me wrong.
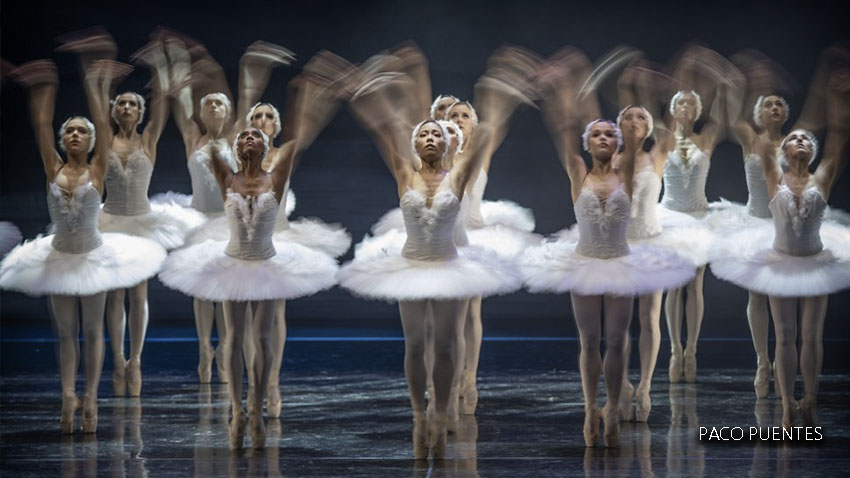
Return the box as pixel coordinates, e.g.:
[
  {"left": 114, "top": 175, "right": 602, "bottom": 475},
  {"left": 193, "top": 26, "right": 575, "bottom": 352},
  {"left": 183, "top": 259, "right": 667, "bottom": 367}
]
[
  {"left": 525, "top": 50, "right": 694, "bottom": 446},
  {"left": 710, "top": 45, "right": 850, "bottom": 427},
  {"left": 158, "top": 125, "right": 338, "bottom": 449},
  {"left": 340, "top": 56, "right": 523, "bottom": 457},
  {"left": 0, "top": 59, "right": 165, "bottom": 433},
  {"left": 60, "top": 32, "right": 206, "bottom": 397}
]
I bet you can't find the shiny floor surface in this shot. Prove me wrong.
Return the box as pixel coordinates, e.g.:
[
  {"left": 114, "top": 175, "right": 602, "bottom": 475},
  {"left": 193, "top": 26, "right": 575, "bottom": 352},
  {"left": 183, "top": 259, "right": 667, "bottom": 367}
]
[{"left": 2, "top": 340, "right": 849, "bottom": 477}]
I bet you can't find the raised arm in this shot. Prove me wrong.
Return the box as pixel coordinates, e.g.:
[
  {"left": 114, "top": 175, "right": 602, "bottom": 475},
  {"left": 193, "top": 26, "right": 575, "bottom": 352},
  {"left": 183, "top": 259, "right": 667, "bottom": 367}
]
[
  {"left": 162, "top": 34, "right": 201, "bottom": 158},
  {"left": 87, "top": 60, "right": 133, "bottom": 184},
  {"left": 537, "top": 49, "right": 592, "bottom": 201},
  {"left": 208, "top": 141, "right": 235, "bottom": 201},
  {"left": 814, "top": 57, "right": 850, "bottom": 199},
  {"left": 12, "top": 60, "right": 63, "bottom": 181},
  {"left": 132, "top": 39, "right": 171, "bottom": 164},
  {"left": 235, "top": 41, "right": 295, "bottom": 133},
  {"left": 755, "top": 133, "right": 783, "bottom": 200}
]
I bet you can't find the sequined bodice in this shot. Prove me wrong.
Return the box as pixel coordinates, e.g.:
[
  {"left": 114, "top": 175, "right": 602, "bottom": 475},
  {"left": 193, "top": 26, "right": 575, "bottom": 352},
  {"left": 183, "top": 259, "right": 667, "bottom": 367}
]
[
  {"left": 662, "top": 144, "right": 710, "bottom": 212},
  {"left": 401, "top": 189, "right": 461, "bottom": 262},
  {"left": 628, "top": 169, "right": 662, "bottom": 240},
  {"left": 48, "top": 182, "right": 103, "bottom": 254},
  {"left": 744, "top": 154, "right": 772, "bottom": 218},
  {"left": 575, "top": 188, "right": 631, "bottom": 259},
  {"left": 769, "top": 184, "right": 826, "bottom": 256},
  {"left": 188, "top": 144, "right": 237, "bottom": 214},
  {"left": 224, "top": 191, "right": 278, "bottom": 261},
  {"left": 103, "top": 149, "right": 152, "bottom": 216}
]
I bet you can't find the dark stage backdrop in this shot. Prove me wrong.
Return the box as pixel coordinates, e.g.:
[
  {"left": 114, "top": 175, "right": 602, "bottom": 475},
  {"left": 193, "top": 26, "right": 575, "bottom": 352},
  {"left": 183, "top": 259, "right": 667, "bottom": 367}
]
[{"left": 1, "top": 0, "right": 849, "bottom": 341}]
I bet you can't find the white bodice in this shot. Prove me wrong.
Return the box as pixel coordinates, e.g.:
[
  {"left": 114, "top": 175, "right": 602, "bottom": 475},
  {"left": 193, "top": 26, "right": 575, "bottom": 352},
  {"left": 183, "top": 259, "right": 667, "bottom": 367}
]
[
  {"left": 662, "top": 143, "right": 710, "bottom": 213},
  {"left": 401, "top": 189, "right": 461, "bottom": 262},
  {"left": 628, "top": 169, "right": 663, "bottom": 240},
  {"left": 103, "top": 149, "right": 153, "bottom": 216},
  {"left": 224, "top": 191, "right": 278, "bottom": 261},
  {"left": 575, "top": 188, "right": 631, "bottom": 259},
  {"left": 769, "top": 184, "right": 826, "bottom": 257},
  {"left": 48, "top": 182, "right": 104, "bottom": 254},
  {"left": 188, "top": 143, "right": 237, "bottom": 214},
  {"left": 744, "top": 154, "right": 772, "bottom": 218}
]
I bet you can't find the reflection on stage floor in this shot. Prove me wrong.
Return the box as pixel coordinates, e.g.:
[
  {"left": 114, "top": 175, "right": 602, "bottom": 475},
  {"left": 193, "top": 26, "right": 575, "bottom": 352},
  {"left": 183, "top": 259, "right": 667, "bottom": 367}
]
[{"left": 1, "top": 340, "right": 849, "bottom": 477}]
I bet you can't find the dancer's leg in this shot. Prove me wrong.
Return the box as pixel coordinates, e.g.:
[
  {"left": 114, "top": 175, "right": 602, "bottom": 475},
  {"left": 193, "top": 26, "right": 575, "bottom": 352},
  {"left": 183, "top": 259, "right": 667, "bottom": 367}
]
[
  {"left": 429, "top": 298, "right": 468, "bottom": 458},
  {"left": 769, "top": 295, "right": 799, "bottom": 429},
  {"left": 222, "top": 300, "right": 249, "bottom": 449},
  {"left": 602, "top": 294, "right": 634, "bottom": 447},
  {"left": 461, "top": 296, "right": 483, "bottom": 415},
  {"left": 80, "top": 292, "right": 107, "bottom": 433},
  {"left": 249, "top": 300, "right": 276, "bottom": 449},
  {"left": 105, "top": 289, "right": 127, "bottom": 395},
  {"left": 636, "top": 290, "right": 662, "bottom": 421},
  {"left": 571, "top": 293, "right": 603, "bottom": 447},
  {"left": 193, "top": 298, "right": 215, "bottom": 383},
  {"left": 799, "top": 295, "right": 828, "bottom": 427},
  {"left": 52, "top": 295, "right": 80, "bottom": 434},
  {"left": 747, "top": 291, "right": 771, "bottom": 398},
  {"left": 126, "top": 281, "right": 148, "bottom": 396},
  {"left": 683, "top": 267, "right": 706, "bottom": 382},
  {"left": 399, "top": 300, "right": 429, "bottom": 459},
  {"left": 266, "top": 300, "right": 286, "bottom": 418},
  {"left": 665, "top": 286, "right": 684, "bottom": 383}
]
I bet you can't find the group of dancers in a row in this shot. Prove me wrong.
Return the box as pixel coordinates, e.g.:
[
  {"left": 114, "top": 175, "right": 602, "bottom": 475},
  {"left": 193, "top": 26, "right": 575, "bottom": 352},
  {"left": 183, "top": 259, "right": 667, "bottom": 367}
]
[{"left": 1, "top": 30, "right": 849, "bottom": 458}]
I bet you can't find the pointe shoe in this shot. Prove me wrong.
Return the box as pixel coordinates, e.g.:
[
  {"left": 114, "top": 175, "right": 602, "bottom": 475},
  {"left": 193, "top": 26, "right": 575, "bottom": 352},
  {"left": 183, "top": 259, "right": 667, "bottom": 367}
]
[
  {"left": 215, "top": 346, "right": 229, "bottom": 384},
  {"left": 60, "top": 394, "right": 79, "bottom": 435},
  {"left": 80, "top": 396, "right": 98, "bottom": 434},
  {"left": 113, "top": 359, "right": 127, "bottom": 397},
  {"left": 799, "top": 397, "right": 818, "bottom": 427},
  {"left": 669, "top": 351, "right": 683, "bottom": 384},
  {"left": 619, "top": 381, "right": 635, "bottom": 421},
  {"left": 126, "top": 357, "right": 142, "bottom": 397},
  {"left": 412, "top": 412, "right": 428, "bottom": 459},
  {"left": 267, "top": 385, "right": 282, "bottom": 419},
  {"left": 602, "top": 406, "right": 620, "bottom": 448},
  {"left": 230, "top": 410, "right": 247, "bottom": 450},
  {"left": 198, "top": 344, "right": 213, "bottom": 384},
  {"left": 249, "top": 410, "right": 266, "bottom": 450},
  {"left": 683, "top": 349, "right": 697, "bottom": 383},
  {"left": 461, "top": 371, "right": 478, "bottom": 415},
  {"left": 429, "top": 414, "right": 448, "bottom": 460},
  {"left": 635, "top": 385, "right": 651, "bottom": 423},
  {"left": 754, "top": 359, "right": 770, "bottom": 399},
  {"left": 781, "top": 400, "right": 797, "bottom": 431},
  {"left": 583, "top": 407, "right": 600, "bottom": 447}
]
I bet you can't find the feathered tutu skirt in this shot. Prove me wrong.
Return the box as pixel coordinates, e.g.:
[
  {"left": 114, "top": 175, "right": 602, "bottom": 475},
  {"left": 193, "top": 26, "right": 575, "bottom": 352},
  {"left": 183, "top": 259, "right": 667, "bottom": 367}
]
[
  {"left": 709, "top": 222, "right": 850, "bottom": 297},
  {"left": 337, "top": 229, "right": 523, "bottom": 302},
  {"left": 158, "top": 238, "right": 339, "bottom": 302},
  {"left": 0, "top": 233, "right": 166, "bottom": 296},
  {"left": 520, "top": 233, "right": 696, "bottom": 296},
  {"left": 99, "top": 199, "right": 206, "bottom": 250}
]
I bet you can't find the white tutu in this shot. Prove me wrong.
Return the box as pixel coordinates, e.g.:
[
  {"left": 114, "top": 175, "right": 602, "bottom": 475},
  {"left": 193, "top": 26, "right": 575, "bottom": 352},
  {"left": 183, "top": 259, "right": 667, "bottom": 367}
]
[
  {"left": 150, "top": 189, "right": 296, "bottom": 218},
  {"left": 338, "top": 229, "right": 523, "bottom": 301},
  {"left": 520, "top": 237, "right": 696, "bottom": 296},
  {"left": 0, "top": 221, "right": 23, "bottom": 257},
  {"left": 709, "top": 222, "right": 850, "bottom": 297},
  {"left": 184, "top": 214, "right": 350, "bottom": 258},
  {"left": 479, "top": 200, "right": 536, "bottom": 232},
  {"left": 705, "top": 199, "right": 772, "bottom": 233},
  {"left": 0, "top": 233, "right": 166, "bottom": 296},
  {"left": 158, "top": 238, "right": 338, "bottom": 302},
  {"left": 99, "top": 200, "right": 206, "bottom": 250}
]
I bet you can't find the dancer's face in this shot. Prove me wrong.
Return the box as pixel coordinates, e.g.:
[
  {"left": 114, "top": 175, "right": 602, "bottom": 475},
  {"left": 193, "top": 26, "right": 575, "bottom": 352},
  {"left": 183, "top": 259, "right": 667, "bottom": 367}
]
[
  {"left": 62, "top": 118, "right": 91, "bottom": 154},
  {"left": 620, "top": 107, "right": 649, "bottom": 139},
  {"left": 759, "top": 95, "right": 787, "bottom": 128},
  {"left": 250, "top": 104, "right": 277, "bottom": 139},
  {"left": 673, "top": 92, "right": 699, "bottom": 122},
  {"left": 588, "top": 122, "right": 617, "bottom": 160},
  {"left": 415, "top": 122, "right": 447, "bottom": 162},
  {"left": 113, "top": 93, "right": 141, "bottom": 126},
  {"left": 448, "top": 104, "right": 475, "bottom": 136},
  {"left": 236, "top": 128, "right": 264, "bottom": 159},
  {"left": 784, "top": 130, "right": 814, "bottom": 165},
  {"left": 432, "top": 97, "right": 456, "bottom": 120},
  {"left": 201, "top": 96, "right": 229, "bottom": 125}
]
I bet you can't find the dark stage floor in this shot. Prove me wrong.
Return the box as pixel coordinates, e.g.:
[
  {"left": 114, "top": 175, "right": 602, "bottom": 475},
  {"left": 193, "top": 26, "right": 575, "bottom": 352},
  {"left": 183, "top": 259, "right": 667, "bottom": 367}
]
[{"left": 2, "top": 339, "right": 850, "bottom": 477}]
